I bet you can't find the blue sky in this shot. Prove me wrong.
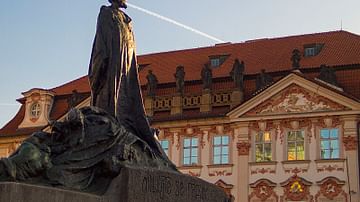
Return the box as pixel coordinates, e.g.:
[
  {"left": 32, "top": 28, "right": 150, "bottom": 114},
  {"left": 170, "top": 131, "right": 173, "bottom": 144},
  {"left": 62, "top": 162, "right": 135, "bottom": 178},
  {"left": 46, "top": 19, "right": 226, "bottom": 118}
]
[{"left": 1, "top": 0, "right": 360, "bottom": 128}]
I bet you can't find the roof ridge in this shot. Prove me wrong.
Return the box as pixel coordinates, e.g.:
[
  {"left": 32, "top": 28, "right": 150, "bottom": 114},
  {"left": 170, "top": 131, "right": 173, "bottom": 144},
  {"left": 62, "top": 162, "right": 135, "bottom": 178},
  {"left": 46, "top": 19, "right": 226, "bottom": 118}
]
[{"left": 138, "top": 30, "right": 359, "bottom": 58}]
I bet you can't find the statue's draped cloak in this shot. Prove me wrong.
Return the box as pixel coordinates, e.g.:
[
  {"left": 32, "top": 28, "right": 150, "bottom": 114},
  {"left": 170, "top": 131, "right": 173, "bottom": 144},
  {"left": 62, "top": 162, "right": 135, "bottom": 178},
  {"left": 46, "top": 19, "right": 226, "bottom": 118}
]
[{"left": 88, "top": 6, "right": 160, "bottom": 154}]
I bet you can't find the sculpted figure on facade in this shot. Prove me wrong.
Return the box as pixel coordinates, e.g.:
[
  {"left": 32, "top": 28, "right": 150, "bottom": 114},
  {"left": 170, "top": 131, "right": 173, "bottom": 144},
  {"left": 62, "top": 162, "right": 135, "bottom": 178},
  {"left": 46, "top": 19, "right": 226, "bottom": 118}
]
[
  {"left": 318, "top": 64, "right": 339, "bottom": 86},
  {"left": 146, "top": 69, "right": 158, "bottom": 97},
  {"left": 255, "top": 69, "right": 273, "bottom": 90},
  {"left": 174, "top": 65, "right": 185, "bottom": 94},
  {"left": 291, "top": 49, "right": 301, "bottom": 69},
  {"left": 230, "top": 59, "right": 245, "bottom": 90},
  {"left": 201, "top": 63, "right": 212, "bottom": 90}
]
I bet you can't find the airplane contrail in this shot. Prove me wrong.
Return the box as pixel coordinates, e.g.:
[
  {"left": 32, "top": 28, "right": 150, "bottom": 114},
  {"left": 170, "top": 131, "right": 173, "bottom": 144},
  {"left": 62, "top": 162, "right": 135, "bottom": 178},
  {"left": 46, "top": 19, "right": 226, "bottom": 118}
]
[{"left": 127, "top": 3, "right": 226, "bottom": 43}]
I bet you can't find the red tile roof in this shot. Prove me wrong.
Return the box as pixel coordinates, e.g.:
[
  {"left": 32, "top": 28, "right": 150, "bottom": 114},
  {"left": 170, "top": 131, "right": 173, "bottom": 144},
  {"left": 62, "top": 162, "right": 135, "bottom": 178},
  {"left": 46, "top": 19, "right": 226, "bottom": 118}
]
[{"left": 1, "top": 30, "right": 360, "bottom": 136}]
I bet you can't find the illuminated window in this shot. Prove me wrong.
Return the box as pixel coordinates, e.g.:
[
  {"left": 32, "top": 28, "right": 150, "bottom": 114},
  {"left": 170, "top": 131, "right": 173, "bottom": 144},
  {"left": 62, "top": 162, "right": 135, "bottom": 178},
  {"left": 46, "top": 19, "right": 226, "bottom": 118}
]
[
  {"left": 183, "top": 137, "right": 198, "bottom": 165},
  {"left": 287, "top": 131, "right": 305, "bottom": 160},
  {"left": 213, "top": 136, "right": 229, "bottom": 164},
  {"left": 255, "top": 132, "right": 272, "bottom": 162},
  {"left": 320, "top": 129, "right": 339, "bottom": 159},
  {"left": 30, "top": 103, "right": 41, "bottom": 118},
  {"left": 160, "top": 140, "right": 169, "bottom": 156}
]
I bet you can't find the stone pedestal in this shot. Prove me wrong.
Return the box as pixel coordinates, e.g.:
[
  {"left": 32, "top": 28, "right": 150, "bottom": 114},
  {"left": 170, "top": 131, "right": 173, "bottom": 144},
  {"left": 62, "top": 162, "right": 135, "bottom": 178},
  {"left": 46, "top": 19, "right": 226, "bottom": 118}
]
[{"left": 0, "top": 167, "right": 229, "bottom": 202}]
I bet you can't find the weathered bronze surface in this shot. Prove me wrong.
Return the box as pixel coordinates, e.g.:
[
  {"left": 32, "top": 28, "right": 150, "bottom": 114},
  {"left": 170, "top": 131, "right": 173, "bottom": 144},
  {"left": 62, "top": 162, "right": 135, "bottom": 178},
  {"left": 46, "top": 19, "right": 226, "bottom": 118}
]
[
  {"left": 291, "top": 49, "right": 301, "bottom": 69},
  {"left": 88, "top": 0, "right": 164, "bottom": 157},
  {"left": 318, "top": 64, "right": 339, "bottom": 86}
]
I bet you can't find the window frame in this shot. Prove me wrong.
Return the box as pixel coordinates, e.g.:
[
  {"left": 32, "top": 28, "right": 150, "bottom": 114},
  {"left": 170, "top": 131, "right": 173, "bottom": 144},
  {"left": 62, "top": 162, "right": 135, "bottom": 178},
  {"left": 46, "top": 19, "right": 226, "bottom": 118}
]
[
  {"left": 159, "top": 139, "right": 170, "bottom": 157},
  {"left": 212, "top": 135, "right": 230, "bottom": 165},
  {"left": 254, "top": 131, "right": 273, "bottom": 162},
  {"left": 317, "top": 127, "right": 343, "bottom": 160},
  {"left": 286, "top": 130, "right": 306, "bottom": 161},
  {"left": 30, "top": 102, "right": 41, "bottom": 119},
  {"left": 182, "top": 136, "right": 200, "bottom": 166}
]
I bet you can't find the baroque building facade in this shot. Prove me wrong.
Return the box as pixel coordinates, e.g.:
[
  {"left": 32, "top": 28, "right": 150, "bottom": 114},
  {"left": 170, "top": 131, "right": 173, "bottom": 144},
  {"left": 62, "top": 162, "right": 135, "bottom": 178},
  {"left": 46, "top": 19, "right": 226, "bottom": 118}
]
[{"left": 1, "top": 30, "right": 360, "bottom": 201}]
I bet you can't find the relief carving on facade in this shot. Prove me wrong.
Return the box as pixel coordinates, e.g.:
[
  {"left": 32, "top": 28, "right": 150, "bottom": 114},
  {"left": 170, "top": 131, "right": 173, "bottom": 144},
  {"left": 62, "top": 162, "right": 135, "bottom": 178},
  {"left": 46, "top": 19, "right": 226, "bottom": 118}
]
[
  {"left": 215, "top": 180, "right": 234, "bottom": 199},
  {"left": 280, "top": 175, "right": 313, "bottom": 202},
  {"left": 236, "top": 141, "right": 251, "bottom": 155},
  {"left": 315, "top": 177, "right": 347, "bottom": 202},
  {"left": 249, "top": 179, "right": 278, "bottom": 202},
  {"left": 246, "top": 84, "right": 348, "bottom": 116},
  {"left": 343, "top": 136, "right": 358, "bottom": 151},
  {"left": 207, "top": 125, "right": 234, "bottom": 142},
  {"left": 175, "top": 126, "right": 204, "bottom": 150}
]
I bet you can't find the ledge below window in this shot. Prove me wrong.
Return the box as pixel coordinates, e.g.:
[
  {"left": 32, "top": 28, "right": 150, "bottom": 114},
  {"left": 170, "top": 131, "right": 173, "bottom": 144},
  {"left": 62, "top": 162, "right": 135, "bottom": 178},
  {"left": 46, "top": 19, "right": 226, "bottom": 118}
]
[
  {"left": 315, "top": 159, "right": 345, "bottom": 172},
  {"left": 177, "top": 165, "right": 202, "bottom": 177},
  {"left": 281, "top": 160, "right": 311, "bottom": 174},
  {"left": 207, "top": 164, "right": 233, "bottom": 177},
  {"left": 250, "top": 161, "right": 277, "bottom": 175}
]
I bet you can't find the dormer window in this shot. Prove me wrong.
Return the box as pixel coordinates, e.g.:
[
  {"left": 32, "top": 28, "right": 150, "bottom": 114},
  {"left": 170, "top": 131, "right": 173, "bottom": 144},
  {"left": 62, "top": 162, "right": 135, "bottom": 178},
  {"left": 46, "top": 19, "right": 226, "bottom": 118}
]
[
  {"left": 304, "top": 47, "right": 315, "bottom": 57},
  {"left": 208, "top": 54, "right": 230, "bottom": 68},
  {"left": 210, "top": 58, "right": 220, "bottom": 67},
  {"left": 30, "top": 103, "right": 41, "bottom": 118},
  {"left": 303, "top": 43, "right": 324, "bottom": 57}
]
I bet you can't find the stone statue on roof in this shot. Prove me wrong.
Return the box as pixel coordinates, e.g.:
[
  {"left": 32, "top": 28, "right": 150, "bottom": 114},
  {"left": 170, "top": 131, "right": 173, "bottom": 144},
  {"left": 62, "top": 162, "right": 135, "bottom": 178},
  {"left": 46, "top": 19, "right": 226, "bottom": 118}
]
[
  {"left": 230, "top": 59, "right": 245, "bottom": 90},
  {"left": 201, "top": 63, "right": 212, "bottom": 90},
  {"left": 256, "top": 69, "right": 273, "bottom": 91},
  {"left": 174, "top": 65, "right": 185, "bottom": 94},
  {"left": 291, "top": 49, "right": 301, "bottom": 70},
  {"left": 146, "top": 70, "right": 158, "bottom": 97},
  {"left": 318, "top": 64, "right": 339, "bottom": 86}
]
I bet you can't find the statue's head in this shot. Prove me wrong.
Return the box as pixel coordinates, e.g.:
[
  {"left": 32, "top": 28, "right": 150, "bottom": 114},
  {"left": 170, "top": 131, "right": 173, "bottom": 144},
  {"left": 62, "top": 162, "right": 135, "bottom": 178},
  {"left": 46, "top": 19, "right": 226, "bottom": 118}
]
[{"left": 108, "top": 0, "right": 127, "bottom": 8}]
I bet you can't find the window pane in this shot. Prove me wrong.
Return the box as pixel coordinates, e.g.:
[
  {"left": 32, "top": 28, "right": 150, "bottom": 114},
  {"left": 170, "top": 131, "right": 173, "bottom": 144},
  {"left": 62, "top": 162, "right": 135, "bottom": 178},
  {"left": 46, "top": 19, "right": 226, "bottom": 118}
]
[
  {"left": 297, "top": 142, "right": 305, "bottom": 160},
  {"left": 191, "top": 138, "right": 198, "bottom": 146},
  {"left": 331, "top": 140, "right": 339, "bottom": 149},
  {"left": 322, "top": 150, "right": 330, "bottom": 159},
  {"left": 184, "top": 157, "right": 190, "bottom": 165},
  {"left": 255, "top": 144, "right": 263, "bottom": 162},
  {"left": 256, "top": 133, "right": 264, "bottom": 142},
  {"left": 222, "top": 136, "right": 229, "bottom": 145},
  {"left": 222, "top": 155, "right": 229, "bottom": 164},
  {"left": 191, "top": 148, "right": 198, "bottom": 157},
  {"left": 222, "top": 146, "right": 229, "bottom": 155},
  {"left": 297, "top": 131, "right": 304, "bottom": 141},
  {"left": 191, "top": 156, "right": 197, "bottom": 164},
  {"left": 288, "top": 142, "right": 296, "bottom": 160},
  {"left": 264, "top": 143, "right": 272, "bottom": 161},
  {"left": 214, "top": 156, "right": 220, "bottom": 164},
  {"left": 331, "top": 149, "right": 339, "bottom": 159},
  {"left": 184, "top": 148, "right": 190, "bottom": 158},
  {"left": 214, "top": 136, "right": 221, "bottom": 145},
  {"left": 288, "top": 132, "right": 296, "bottom": 141},
  {"left": 214, "top": 147, "right": 221, "bottom": 155},
  {"left": 321, "top": 129, "right": 330, "bottom": 139},
  {"left": 321, "top": 140, "right": 330, "bottom": 150},
  {"left": 264, "top": 132, "right": 271, "bottom": 142},
  {"left": 161, "top": 140, "right": 169, "bottom": 149},
  {"left": 184, "top": 139, "right": 191, "bottom": 147},
  {"left": 330, "top": 129, "right": 338, "bottom": 138}
]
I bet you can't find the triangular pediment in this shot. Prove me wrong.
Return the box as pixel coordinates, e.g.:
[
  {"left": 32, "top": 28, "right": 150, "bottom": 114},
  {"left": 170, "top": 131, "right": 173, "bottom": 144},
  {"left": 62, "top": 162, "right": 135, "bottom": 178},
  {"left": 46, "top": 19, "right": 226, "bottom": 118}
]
[
  {"left": 246, "top": 84, "right": 348, "bottom": 116},
  {"left": 228, "top": 73, "right": 360, "bottom": 119}
]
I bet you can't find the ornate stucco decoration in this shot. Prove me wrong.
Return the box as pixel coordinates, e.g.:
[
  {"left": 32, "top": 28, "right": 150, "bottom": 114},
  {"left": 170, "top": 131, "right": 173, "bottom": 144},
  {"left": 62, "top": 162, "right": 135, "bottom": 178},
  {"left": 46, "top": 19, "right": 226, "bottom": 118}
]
[
  {"left": 236, "top": 141, "right": 251, "bottom": 156},
  {"left": 249, "top": 179, "right": 278, "bottom": 202},
  {"left": 246, "top": 84, "right": 348, "bottom": 116},
  {"left": 315, "top": 177, "right": 348, "bottom": 201},
  {"left": 215, "top": 179, "right": 234, "bottom": 199},
  {"left": 280, "top": 175, "right": 313, "bottom": 202},
  {"left": 343, "top": 136, "right": 358, "bottom": 151}
]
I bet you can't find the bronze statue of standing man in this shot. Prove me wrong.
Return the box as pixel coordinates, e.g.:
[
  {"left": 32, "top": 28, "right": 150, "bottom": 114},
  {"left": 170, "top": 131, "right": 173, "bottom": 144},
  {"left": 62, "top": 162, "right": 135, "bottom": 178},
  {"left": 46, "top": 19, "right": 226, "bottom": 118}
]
[{"left": 88, "top": 0, "right": 161, "bottom": 155}]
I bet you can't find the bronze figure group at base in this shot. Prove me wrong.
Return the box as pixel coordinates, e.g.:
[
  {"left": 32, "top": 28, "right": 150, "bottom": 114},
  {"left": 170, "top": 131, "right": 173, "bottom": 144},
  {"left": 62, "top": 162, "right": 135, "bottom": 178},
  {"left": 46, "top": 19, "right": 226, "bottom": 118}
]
[{"left": 0, "top": 0, "right": 177, "bottom": 194}]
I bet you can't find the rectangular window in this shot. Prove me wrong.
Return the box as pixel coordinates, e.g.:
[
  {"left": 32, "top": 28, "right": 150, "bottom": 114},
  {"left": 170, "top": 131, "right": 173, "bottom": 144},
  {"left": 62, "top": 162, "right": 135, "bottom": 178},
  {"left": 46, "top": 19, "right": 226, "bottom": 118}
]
[
  {"left": 255, "top": 132, "right": 272, "bottom": 162},
  {"left": 320, "top": 129, "right": 339, "bottom": 159},
  {"left": 183, "top": 137, "right": 198, "bottom": 165},
  {"left": 304, "top": 47, "right": 315, "bottom": 57},
  {"left": 213, "top": 136, "right": 229, "bottom": 164},
  {"left": 287, "top": 131, "right": 305, "bottom": 160},
  {"left": 210, "top": 58, "right": 220, "bottom": 67},
  {"left": 160, "top": 140, "right": 169, "bottom": 156}
]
